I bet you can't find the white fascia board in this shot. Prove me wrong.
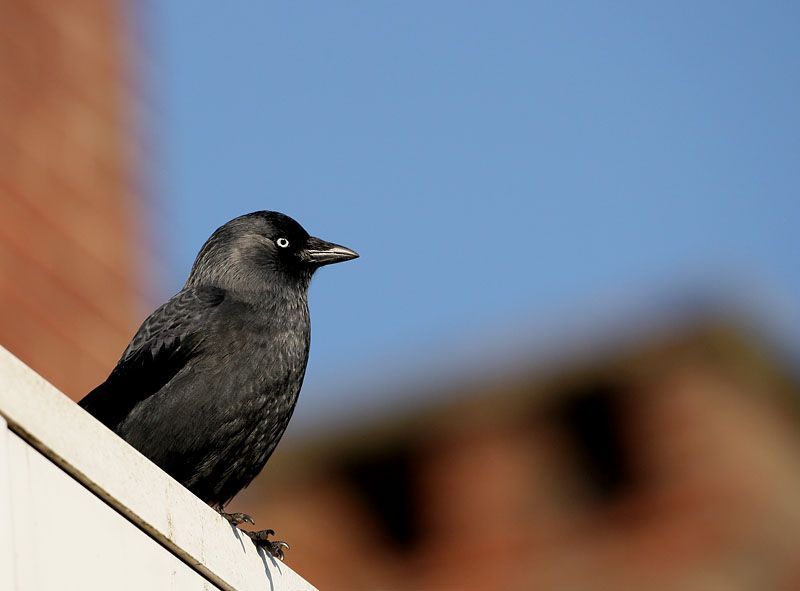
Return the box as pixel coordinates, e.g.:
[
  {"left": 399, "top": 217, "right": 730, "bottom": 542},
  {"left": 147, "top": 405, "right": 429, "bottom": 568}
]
[{"left": 0, "top": 346, "right": 316, "bottom": 591}]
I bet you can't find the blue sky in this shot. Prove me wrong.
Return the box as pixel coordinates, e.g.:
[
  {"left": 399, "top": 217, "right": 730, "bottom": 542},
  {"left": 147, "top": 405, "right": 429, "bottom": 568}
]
[{"left": 147, "top": 2, "right": 800, "bottom": 429}]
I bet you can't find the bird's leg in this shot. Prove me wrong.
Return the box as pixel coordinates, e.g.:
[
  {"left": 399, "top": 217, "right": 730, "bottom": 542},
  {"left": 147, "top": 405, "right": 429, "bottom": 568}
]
[
  {"left": 245, "top": 529, "right": 290, "bottom": 561},
  {"left": 218, "top": 508, "right": 255, "bottom": 527}
]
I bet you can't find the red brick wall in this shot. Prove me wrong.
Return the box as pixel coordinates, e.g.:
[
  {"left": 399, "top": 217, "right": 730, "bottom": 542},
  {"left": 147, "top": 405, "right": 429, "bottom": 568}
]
[{"left": 0, "top": 0, "right": 147, "bottom": 398}]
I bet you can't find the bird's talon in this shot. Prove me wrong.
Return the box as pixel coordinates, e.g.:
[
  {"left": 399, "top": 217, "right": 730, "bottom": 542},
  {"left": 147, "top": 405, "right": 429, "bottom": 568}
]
[
  {"left": 245, "top": 529, "right": 289, "bottom": 559},
  {"left": 269, "top": 541, "right": 289, "bottom": 561},
  {"left": 219, "top": 510, "right": 255, "bottom": 526},
  {"left": 254, "top": 528, "right": 275, "bottom": 539}
]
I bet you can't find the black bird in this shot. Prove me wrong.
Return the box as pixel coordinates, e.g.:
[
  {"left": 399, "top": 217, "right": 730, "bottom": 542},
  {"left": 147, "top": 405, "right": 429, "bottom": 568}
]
[{"left": 79, "top": 211, "right": 357, "bottom": 558}]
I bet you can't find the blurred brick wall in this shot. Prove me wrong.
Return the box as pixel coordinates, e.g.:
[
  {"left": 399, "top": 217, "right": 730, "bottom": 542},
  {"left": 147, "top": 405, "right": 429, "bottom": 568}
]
[{"left": 0, "top": 0, "right": 148, "bottom": 398}]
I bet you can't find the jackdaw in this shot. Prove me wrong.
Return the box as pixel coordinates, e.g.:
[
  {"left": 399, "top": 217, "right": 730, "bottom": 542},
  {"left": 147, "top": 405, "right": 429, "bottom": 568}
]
[{"left": 79, "top": 211, "right": 358, "bottom": 558}]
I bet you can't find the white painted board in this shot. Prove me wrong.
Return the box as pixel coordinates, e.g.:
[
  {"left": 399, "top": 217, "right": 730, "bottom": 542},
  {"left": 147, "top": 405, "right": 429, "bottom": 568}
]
[
  {"left": 6, "top": 430, "right": 220, "bottom": 590},
  {"left": 0, "top": 346, "right": 316, "bottom": 591}
]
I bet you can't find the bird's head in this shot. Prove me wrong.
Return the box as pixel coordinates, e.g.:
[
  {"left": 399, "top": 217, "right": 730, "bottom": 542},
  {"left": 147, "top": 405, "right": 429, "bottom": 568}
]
[{"left": 185, "top": 211, "right": 358, "bottom": 293}]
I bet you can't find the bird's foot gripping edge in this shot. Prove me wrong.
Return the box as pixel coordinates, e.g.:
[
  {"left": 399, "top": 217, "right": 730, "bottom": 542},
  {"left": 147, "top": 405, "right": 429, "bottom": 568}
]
[
  {"left": 218, "top": 510, "right": 290, "bottom": 560},
  {"left": 219, "top": 509, "right": 256, "bottom": 526},
  {"left": 245, "top": 529, "right": 290, "bottom": 561}
]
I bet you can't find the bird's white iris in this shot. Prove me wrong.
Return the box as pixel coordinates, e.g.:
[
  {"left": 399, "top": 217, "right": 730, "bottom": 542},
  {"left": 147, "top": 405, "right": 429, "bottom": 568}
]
[{"left": 276, "top": 237, "right": 290, "bottom": 248}]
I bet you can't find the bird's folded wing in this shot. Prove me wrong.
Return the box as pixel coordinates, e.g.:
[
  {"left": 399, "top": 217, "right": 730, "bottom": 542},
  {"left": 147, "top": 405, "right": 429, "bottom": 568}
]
[{"left": 79, "top": 286, "right": 226, "bottom": 431}]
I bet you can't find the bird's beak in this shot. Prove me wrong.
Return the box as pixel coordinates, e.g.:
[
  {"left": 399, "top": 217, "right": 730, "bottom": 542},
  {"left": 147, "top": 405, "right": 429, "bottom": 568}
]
[{"left": 303, "top": 236, "right": 359, "bottom": 267}]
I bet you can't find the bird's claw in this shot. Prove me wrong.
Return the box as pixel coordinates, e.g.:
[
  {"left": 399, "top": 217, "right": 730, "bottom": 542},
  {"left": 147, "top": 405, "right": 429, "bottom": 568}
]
[
  {"left": 245, "top": 529, "right": 290, "bottom": 560},
  {"left": 219, "top": 510, "right": 256, "bottom": 526},
  {"left": 266, "top": 540, "right": 290, "bottom": 561}
]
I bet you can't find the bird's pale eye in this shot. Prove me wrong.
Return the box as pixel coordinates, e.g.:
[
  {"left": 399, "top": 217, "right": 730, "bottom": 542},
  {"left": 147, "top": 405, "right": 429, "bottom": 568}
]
[{"left": 276, "top": 237, "right": 290, "bottom": 248}]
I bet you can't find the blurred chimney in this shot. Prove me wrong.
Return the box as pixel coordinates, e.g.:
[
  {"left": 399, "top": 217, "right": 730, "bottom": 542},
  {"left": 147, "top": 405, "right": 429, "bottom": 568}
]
[{"left": 0, "top": 0, "right": 151, "bottom": 398}]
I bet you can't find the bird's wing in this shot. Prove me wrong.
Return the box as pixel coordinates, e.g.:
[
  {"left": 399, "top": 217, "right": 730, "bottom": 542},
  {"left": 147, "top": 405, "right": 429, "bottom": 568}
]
[{"left": 79, "top": 286, "right": 226, "bottom": 431}]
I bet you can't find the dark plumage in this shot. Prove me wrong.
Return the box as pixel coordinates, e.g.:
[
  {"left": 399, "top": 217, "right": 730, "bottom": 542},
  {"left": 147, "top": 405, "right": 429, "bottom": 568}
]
[{"left": 79, "top": 211, "right": 357, "bottom": 554}]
